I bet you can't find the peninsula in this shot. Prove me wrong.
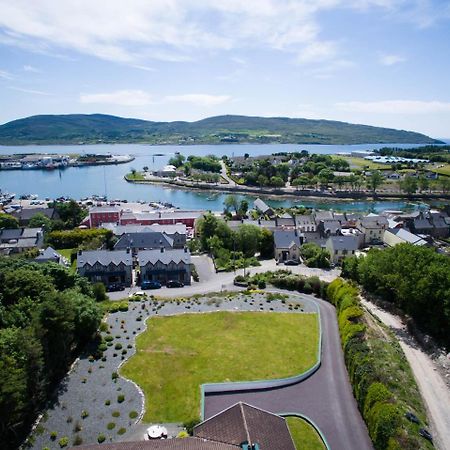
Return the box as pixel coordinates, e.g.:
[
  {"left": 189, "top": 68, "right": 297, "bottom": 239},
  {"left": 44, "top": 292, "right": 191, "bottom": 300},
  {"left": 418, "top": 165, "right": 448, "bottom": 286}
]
[{"left": 0, "top": 113, "right": 442, "bottom": 146}]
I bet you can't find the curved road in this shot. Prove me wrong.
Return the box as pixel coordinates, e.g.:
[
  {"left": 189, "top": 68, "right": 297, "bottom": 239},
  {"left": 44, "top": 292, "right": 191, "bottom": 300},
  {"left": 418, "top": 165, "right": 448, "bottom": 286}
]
[{"left": 204, "top": 293, "right": 374, "bottom": 450}]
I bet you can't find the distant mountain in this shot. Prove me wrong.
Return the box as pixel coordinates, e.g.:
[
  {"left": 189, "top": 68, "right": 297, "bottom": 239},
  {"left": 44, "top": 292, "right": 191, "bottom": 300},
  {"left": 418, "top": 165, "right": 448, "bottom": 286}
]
[{"left": 0, "top": 113, "right": 442, "bottom": 145}]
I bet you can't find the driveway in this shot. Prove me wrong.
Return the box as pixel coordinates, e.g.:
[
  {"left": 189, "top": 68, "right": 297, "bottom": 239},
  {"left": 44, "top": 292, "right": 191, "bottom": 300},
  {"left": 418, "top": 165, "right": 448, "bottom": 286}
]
[
  {"left": 203, "top": 293, "right": 373, "bottom": 450},
  {"left": 107, "top": 259, "right": 340, "bottom": 300}
]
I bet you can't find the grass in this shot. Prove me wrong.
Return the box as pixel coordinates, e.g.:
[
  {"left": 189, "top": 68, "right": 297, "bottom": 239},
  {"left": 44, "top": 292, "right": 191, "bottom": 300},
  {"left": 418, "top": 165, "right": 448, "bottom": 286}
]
[
  {"left": 58, "top": 248, "right": 77, "bottom": 272},
  {"left": 121, "top": 311, "right": 319, "bottom": 423},
  {"left": 126, "top": 171, "right": 146, "bottom": 181},
  {"left": 427, "top": 163, "right": 450, "bottom": 176},
  {"left": 336, "top": 156, "right": 391, "bottom": 170},
  {"left": 286, "top": 416, "right": 326, "bottom": 450}
]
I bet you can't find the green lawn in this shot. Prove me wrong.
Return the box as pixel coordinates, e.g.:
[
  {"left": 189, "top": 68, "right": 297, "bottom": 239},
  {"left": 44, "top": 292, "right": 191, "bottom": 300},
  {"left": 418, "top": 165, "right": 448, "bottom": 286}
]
[
  {"left": 337, "top": 156, "right": 391, "bottom": 170},
  {"left": 126, "top": 171, "right": 146, "bottom": 181},
  {"left": 121, "top": 311, "right": 319, "bottom": 423},
  {"left": 286, "top": 416, "right": 326, "bottom": 450},
  {"left": 58, "top": 248, "right": 77, "bottom": 271}
]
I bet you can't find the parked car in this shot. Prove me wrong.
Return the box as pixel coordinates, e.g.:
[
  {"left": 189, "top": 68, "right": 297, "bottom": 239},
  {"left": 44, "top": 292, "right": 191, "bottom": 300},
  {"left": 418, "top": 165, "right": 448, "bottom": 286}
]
[
  {"left": 129, "top": 291, "right": 146, "bottom": 298},
  {"left": 405, "top": 412, "right": 420, "bottom": 424},
  {"left": 141, "top": 280, "right": 162, "bottom": 290},
  {"left": 166, "top": 280, "right": 184, "bottom": 288},
  {"left": 419, "top": 429, "right": 433, "bottom": 441},
  {"left": 284, "top": 259, "right": 299, "bottom": 266},
  {"left": 106, "top": 283, "right": 125, "bottom": 292}
]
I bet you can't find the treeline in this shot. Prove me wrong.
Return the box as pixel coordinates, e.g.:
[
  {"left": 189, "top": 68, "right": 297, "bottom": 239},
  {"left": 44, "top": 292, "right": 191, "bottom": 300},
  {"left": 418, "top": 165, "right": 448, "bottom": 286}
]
[
  {"left": 342, "top": 244, "right": 450, "bottom": 348},
  {"left": 168, "top": 154, "right": 221, "bottom": 173},
  {"left": 0, "top": 258, "right": 102, "bottom": 449},
  {"left": 47, "top": 228, "right": 113, "bottom": 249},
  {"left": 327, "top": 279, "right": 431, "bottom": 449}
]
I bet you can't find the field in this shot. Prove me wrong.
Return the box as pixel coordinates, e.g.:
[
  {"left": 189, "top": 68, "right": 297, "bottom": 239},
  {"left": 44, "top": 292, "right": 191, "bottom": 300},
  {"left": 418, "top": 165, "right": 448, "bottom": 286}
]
[
  {"left": 121, "top": 311, "right": 319, "bottom": 423},
  {"left": 335, "top": 156, "right": 391, "bottom": 170},
  {"left": 427, "top": 163, "right": 450, "bottom": 176},
  {"left": 286, "top": 416, "right": 326, "bottom": 450}
]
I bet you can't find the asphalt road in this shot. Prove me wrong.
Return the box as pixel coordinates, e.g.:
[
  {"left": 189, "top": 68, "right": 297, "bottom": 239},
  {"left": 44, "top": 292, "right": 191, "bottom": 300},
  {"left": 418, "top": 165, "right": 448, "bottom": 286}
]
[{"left": 204, "top": 294, "right": 374, "bottom": 450}]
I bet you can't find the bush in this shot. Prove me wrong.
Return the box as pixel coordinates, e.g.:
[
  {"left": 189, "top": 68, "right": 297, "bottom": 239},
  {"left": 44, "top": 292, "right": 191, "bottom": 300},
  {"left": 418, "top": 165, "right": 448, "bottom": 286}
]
[
  {"left": 58, "top": 437, "right": 69, "bottom": 448},
  {"left": 97, "top": 434, "right": 106, "bottom": 443},
  {"left": 105, "top": 399, "right": 111, "bottom": 406},
  {"left": 81, "top": 410, "right": 89, "bottom": 419},
  {"left": 183, "top": 418, "right": 201, "bottom": 436},
  {"left": 72, "top": 435, "right": 83, "bottom": 446},
  {"left": 129, "top": 411, "right": 138, "bottom": 419},
  {"left": 114, "top": 343, "right": 123, "bottom": 350},
  {"left": 117, "top": 428, "right": 126, "bottom": 435},
  {"left": 112, "top": 411, "right": 120, "bottom": 417},
  {"left": 50, "top": 431, "right": 57, "bottom": 441},
  {"left": 117, "top": 394, "right": 125, "bottom": 403},
  {"left": 93, "top": 283, "right": 107, "bottom": 302},
  {"left": 107, "top": 422, "right": 115, "bottom": 430},
  {"left": 257, "top": 280, "right": 266, "bottom": 289},
  {"left": 105, "top": 335, "right": 114, "bottom": 342},
  {"left": 111, "top": 371, "right": 119, "bottom": 380}
]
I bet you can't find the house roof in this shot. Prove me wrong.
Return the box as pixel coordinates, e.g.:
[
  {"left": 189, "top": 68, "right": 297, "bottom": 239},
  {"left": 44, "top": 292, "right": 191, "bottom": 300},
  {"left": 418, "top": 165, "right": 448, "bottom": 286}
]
[
  {"left": 138, "top": 248, "right": 191, "bottom": 266},
  {"left": 320, "top": 220, "right": 341, "bottom": 233},
  {"left": 295, "top": 214, "right": 315, "bottom": 225},
  {"left": 360, "top": 216, "right": 388, "bottom": 228},
  {"left": 326, "top": 235, "right": 358, "bottom": 251},
  {"left": 195, "top": 402, "right": 295, "bottom": 450},
  {"left": 35, "top": 246, "right": 63, "bottom": 261},
  {"left": 103, "top": 223, "right": 187, "bottom": 236},
  {"left": 413, "top": 218, "right": 433, "bottom": 229},
  {"left": 77, "top": 250, "right": 132, "bottom": 268},
  {"left": 114, "top": 232, "right": 174, "bottom": 250},
  {"left": 254, "top": 198, "right": 272, "bottom": 213},
  {"left": 70, "top": 438, "right": 237, "bottom": 450},
  {"left": 13, "top": 207, "right": 56, "bottom": 221},
  {"left": 274, "top": 230, "right": 301, "bottom": 248},
  {"left": 314, "top": 210, "right": 334, "bottom": 222},
  {"left": 388, "top": 228, "right": 427, "bottom": 246}
]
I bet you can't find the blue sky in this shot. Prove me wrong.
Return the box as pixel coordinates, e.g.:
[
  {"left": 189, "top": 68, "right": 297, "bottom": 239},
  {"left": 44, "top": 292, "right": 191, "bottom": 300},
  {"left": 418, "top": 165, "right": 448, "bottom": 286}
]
[{"left": 1, "top": 0, "right": 450, "bottom": 138}]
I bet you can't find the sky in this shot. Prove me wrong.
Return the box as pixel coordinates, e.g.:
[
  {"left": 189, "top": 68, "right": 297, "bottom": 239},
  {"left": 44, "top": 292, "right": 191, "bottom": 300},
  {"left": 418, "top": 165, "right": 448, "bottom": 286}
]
[{"left": 1, "top": 0, "right": 450, "bottom": 138}]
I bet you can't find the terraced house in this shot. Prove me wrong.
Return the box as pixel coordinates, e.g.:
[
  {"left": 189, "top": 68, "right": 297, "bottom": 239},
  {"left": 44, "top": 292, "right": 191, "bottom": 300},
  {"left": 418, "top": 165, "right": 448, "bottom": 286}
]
[{"left": 77, "top": 249, "right": 133, "bottom": 287}]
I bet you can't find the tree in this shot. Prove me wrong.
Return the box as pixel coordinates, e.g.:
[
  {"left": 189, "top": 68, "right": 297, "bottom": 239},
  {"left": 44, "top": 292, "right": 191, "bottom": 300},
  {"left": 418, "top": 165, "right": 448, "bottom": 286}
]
[
  {"left": 417, "top": 175, "right": 429, "bottom": 192},
  {"left": 439, "top": 177, "right": 450, "bottom": 193},
  {"left": 399, "top": 177, "right": 418, "bottom": 195},
  {"left": 168, "top": 154, "right": 185, "bottom": 167},
  {"left": 51, "top": 200, "right": 87, "bottom": 229},
  {"left": 224, "top": 195, "right": 239, "bottom": 215},
  {"left": 257, "top": 174, "right": 269, "bottom": 187},
  {"left": 0, "top": 214, "right": 19, "bottom": 229},
  {"left": 291, "top": 176, "right": 309, "bottom": 190},
  {"left": 28, "top": 213, "right": 52, "bottom": 231},
  {"left": 142, "top": 166, "right": 149, "bottom": 172},
  {"left": 269, "top": 176, "right": 285, "bottom": 188},
  {"left": 259, "top": 228, "right": 274, "bottom": 258},
  {"left": 236, "top": 225, "right": 261, "bottom": 257},
  {"left": 367, "top": 171, "right": 384, "bottom": 193}
]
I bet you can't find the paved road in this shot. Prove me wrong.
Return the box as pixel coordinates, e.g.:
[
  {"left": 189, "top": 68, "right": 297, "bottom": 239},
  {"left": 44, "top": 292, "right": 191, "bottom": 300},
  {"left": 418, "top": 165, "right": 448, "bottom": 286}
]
[
  {"left": 108, "top": 258, "right": 341, "bottom": 300},
  {"left": 204, "top": 293, "right": 373, "bottom": 450},
  {"left": 220, "top": 160, "right": 236, "bottom": 186},
  {"left": 361, "top": 299, "right": 450, "bottom": 450}
]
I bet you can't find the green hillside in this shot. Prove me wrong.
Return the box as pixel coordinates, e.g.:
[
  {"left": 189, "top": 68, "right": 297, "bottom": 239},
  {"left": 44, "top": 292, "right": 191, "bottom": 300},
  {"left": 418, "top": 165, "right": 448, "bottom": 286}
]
[{"left": 0, "top": 113, "right": 441, "bottom": 145}]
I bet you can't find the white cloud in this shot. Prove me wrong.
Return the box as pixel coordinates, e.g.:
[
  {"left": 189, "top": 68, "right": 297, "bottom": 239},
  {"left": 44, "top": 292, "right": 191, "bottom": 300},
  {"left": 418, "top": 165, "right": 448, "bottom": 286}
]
[
  {"left": 8, "top": 86, "right": 51, "bottom": 95},
  {"left": 23, "top": 64, "right": 42, "bottom": 73},
  {"left": 165, "top": 94, "right": 231, "bottom": 107},
  {"left": 0, "top": 69, "right": 14, "bottom": 80},
  {"left": 379, "top": 53, "right": 406, "bottom": 66},
  {"left": 336, "top": 100, "right": 450, "bottom": 114},
  {"left": 80, "top": 90, "right": 153, "bottom": 106},
  {"left": 297, "top": 41, "right": 339, "bottom": 64}
]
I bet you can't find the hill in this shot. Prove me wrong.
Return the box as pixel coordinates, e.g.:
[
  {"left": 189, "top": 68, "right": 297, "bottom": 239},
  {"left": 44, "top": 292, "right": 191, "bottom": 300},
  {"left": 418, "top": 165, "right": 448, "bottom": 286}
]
[{"left": 0, "top": 113, "right": 442, "bottom": 145}]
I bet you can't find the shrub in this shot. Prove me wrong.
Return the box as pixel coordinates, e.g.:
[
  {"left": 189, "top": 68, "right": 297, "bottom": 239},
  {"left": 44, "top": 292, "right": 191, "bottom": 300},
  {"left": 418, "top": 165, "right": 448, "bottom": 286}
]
[
  {"left": 129, "top": 411, "right": 138, "bottom": 419},
  {"left": 112, "top": 411, "right": 120, "bottom": 417},
  {"left": 114, "top": 343, "right": 123, "bottom": 350},
  {"left": 117, "top": 394, "right": 125, "bottom": 403},
  {"left": 99, "top": 322, "right": 109, "bottom": 332},
  {"left": 177, "top": 431, "right": 189, "bottom": 438},
  {"left": 111, "top": 372, "right": 119, "bottom": 380},
  {"left": 117, "top": 428, "right": 126, "bottom": 435},
  {"left": 81, "top": 410, "right": 89, "bottom": 419},
  {"left": 97, "top": 434, "right": 106, "bottom": 443},
  {"left": 183, "top": 418, "right": 201, "bottom": 436},
  {"left": 50, "top": 431, "right": 57, "bottom": 441},
  {"left": 105, "top": 335, "right": 114, "bottom": 342},
  {"left": 73, "top": 421, "right": 82, "bottom": 433},
  {"left": 58, "top": 437, "right": 69, "bottom": 448},
  {"left": 107, "top": 422, "right": 116, "bottom": 430},
  {"left": 257, "top": 280, "right": 266, "bottom": 289},
  {"left": 72, "top": 435, "right": 83, "bottom": 446},
  {"left": 105, "top": 399, "right": 111, "bottom": 406}
]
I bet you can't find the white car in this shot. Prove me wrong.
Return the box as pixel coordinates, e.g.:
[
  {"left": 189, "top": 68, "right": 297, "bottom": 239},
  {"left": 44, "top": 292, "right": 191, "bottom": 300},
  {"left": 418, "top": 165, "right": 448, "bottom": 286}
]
[{"left": 129, "top": 291, "right": 146, "bottom": 298}]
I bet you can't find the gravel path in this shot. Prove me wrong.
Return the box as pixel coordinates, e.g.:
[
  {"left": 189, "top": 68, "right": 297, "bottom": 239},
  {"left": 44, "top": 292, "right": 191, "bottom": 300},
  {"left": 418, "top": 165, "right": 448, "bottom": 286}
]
[
  {"left": 27, "top": 291, "right": 315, "bottom": 449},
  {"left": 361, "top": 298, "right": 450, "bottom": 450}
]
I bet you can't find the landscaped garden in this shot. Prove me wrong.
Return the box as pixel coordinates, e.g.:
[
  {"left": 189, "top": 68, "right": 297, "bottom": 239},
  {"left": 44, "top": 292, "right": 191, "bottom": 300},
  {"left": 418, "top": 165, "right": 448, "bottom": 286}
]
[
  {"left": 120, "top": 310, "right": 319, "bottom": 423},
  {"left": 286, "top": 416, "right": 327, "bottom": 450}
]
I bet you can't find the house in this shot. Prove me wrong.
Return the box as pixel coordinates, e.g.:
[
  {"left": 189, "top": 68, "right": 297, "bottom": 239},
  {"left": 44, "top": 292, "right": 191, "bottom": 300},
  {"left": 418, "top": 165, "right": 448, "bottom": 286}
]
[
  {"left": 275, "top": 213, "right": 295, "bottom": 228},
  {"left": 77, "top": 249, "right": 133, "bottom": 287},
  {"left": 295, "top": 214, "right": 316, "bottom": 232},
  {"left": 88, "top": 206, "right": 122, "bottom": 228},
  {"left": 254, "top": 198, "right": 274, "bottom": 217},
  {"left": 357, "top": 214, "right": 388, "bottom": 244},
  {"left": 0, "top": 227, "right": 44, "bottom": 254},
  {"left": 120, "top": 210, "right": 201, "bottom": 229},
  {"left": 325, "top": 235, "right": 358, "bottom": 264},
  {"left": 34, "top": 246, "right": 67, "bottom": 265},
  {"left": 155, "top": 164, "right": 181, "bottom": 178},
  {"left": 114, "top": 232, "right": 174, "bottom": 255},
  {"left": 317, "top": 219, "right": 341, "bottom": 238},
  {"left": 274, "top": 230, "right": 302, "bottom": 262},
  {"left": 12, "top": 207, "right": 59, "bottom": 226},
  {"left": 138, "top": 247, "right": 192, "bottom": 285},
  {"left": 71, "top": 402, "right": 296, "bottom": 450},
  {"left": 383, "top": 228, "right": 428, "bottom": 247}
]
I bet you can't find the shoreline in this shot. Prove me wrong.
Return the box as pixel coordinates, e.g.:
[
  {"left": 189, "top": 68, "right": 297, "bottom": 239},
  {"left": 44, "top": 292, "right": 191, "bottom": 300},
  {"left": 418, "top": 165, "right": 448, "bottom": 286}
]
[{"left": 124, "top": 175, "right": 450, "bottom": 202}]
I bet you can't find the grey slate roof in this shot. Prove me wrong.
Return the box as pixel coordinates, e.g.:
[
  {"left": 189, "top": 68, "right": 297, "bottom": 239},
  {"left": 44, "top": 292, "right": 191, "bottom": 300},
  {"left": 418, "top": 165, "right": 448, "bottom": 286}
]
[
  {"left": 13, "top": 207, "right": 56, "bottom": 221},
  {"left": 114, "top": 232, "right": 174, "bottom": 250},
  {"left": 71, "top": 438, "right": 237, "bottom": 450},
  {"left": 321, "top": 220, "right": 341, "bottom": 233},
  {"left": 138, "top": 248, "right": 191, "bottom": 266},
  {"left": 254, "top": 198, "right": 272, "bottom": 214},
  {"left": 35, "top": 246, "right": 63, "bottom": 262},
  {"left": 389, "top": 228, "right": 427, "bottom": 246},
  {"left": 413, "top": 218, "right": 433, "bottom": 229},
  {"left": 77, "top": 250, "right": 132, "bottom": 268},
  {"left": 274, "top": 230, "right": 301, "bottom": 248},
  {"left": 327, "top": 235, "right": 358, "bottom": 251},
  {"left": 194, "top": 402, "right": 295, "bottom": 450}
]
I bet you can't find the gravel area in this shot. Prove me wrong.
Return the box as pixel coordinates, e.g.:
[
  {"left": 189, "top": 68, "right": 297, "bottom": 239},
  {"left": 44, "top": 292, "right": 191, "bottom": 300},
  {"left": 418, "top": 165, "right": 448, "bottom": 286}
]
[{"left": 27, "top": 291, "right": 317, "bottom": 450}]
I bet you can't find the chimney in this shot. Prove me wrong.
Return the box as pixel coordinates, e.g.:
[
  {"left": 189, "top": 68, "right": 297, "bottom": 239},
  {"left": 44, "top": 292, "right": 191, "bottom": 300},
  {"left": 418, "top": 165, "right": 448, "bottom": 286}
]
[
  {"left": 78, "top": 249, "right": 83, "bottom": 256},
  {"left": 126, "top": 247, "right": 130, "bottom": 254},
  {"left": 160, "top": 247, "right": 164, "bottom": 253},
  {"left": 184, "top": 246, "right": 188, "bottom": 253}
]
